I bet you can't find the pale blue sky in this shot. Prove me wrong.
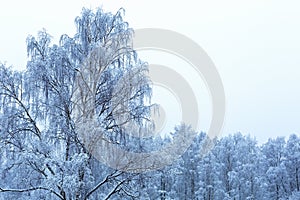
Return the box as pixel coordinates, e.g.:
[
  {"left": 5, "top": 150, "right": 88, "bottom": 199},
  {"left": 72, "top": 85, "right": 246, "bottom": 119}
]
[{"left": 0, "top": 0, "right": 299, "bottom": 143}]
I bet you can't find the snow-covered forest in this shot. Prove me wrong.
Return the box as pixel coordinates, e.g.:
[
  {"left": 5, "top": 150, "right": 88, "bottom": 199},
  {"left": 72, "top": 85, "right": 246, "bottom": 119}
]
[{"left": 0, "top": 7, "right": 300, "bottom": 200}]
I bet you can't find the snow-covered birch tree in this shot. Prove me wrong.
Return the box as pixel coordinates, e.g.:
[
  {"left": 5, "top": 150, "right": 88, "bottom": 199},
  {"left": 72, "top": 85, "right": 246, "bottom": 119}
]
[{"left": 0, "top": 7, "right": 151, "bottom": 200}]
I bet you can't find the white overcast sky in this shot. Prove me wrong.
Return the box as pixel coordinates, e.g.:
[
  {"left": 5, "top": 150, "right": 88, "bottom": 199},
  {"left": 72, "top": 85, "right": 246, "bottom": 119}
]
[{"left": 0, "top": 0, "right": 300, "bottom": 143}]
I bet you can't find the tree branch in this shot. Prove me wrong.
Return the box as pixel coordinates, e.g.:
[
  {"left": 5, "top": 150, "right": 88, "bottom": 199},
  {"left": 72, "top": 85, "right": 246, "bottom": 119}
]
[
  {"left": 84, "top": 171, "right": 123, "bottom": 200},
  {"left": 0, "top": 187, "right": 64, "bottom": 200}
]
